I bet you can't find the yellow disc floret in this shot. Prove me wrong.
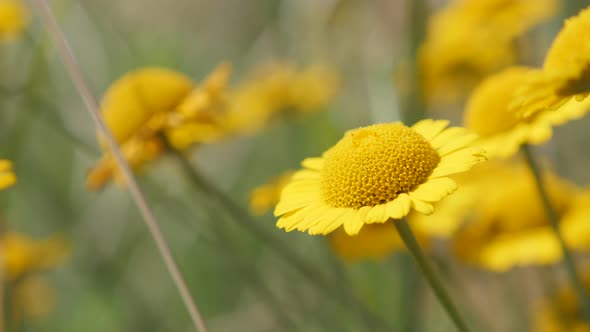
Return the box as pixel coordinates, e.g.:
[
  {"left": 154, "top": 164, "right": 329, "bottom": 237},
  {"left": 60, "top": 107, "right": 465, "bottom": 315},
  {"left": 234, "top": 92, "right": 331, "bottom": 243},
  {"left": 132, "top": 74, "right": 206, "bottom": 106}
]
[{"left": 320, "top": 123, "right": 440, "bottom": 208}]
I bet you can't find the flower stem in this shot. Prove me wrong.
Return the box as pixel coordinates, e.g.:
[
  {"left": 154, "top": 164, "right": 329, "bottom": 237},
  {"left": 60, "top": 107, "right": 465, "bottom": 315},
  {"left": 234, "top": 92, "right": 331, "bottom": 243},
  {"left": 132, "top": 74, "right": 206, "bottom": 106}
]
[
  {"left": 522, "top": 144, "right": 590, "bottom": 322},
  {"left": 393, "top": 219, "right": 471, "bottom": 332},
  {"left": 30, "top": 1, "right": 209, "bottom": 331},
  {"left": 167, "top": 147, "right": 393, "bottom": 331}
]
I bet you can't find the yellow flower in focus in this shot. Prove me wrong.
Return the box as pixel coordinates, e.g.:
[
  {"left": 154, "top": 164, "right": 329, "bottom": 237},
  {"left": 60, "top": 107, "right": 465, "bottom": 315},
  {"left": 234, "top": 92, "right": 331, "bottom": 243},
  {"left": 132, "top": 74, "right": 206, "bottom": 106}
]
[
  {"left": 1, "top": 232, "right": 69, "bottom": 280},
  {"left": 0, "top": 0, "right": 28, "bottom": 41},
  {"left": 87, "top": 65, "right": 231, "bottom": 190},
  {"left": 249, "top": 171, "right": 294, "bottom": 215},
  {"left": 274, "top": 119, "right": 486, "bottom": 236},
  {"left": 13, "top": 275, "right": 57, "bottom": 321},
  {"left": 453, "top": 163, "right": 590, "bottom": 271},
  {"left": 533, "top": 277, "right": 590, "bottom": 332},
  {"left": 0, "top": 159, "right": 16, "bottom": 190},
  {"left": 329, "top": 222, "right": 430, "bottom": 261},
  {"left": 514, "top": 6, "right": 590, "bottom": 118},
  {"left": 464, "top": 67, "right": 590, "bottom": 159},
  {"left": 420, "top": 0, "right": 556, "bottom": 104},
  {"left": 225, "top": 63, "right": 339, "bottom": 134}
]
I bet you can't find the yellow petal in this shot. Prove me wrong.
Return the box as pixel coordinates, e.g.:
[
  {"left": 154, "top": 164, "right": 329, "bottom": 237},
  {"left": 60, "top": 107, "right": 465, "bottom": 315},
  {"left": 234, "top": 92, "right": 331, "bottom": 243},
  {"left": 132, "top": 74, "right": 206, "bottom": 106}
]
[
  {"left": 410, "top": 197, "right": 434, "bottom": 215},
  {"left": 412, "top": 119, "right": 450, "bottom": 140},
  {"left": 409, "top": 178, "right": 457, "bottom": 202},
  {"left": 302, "top": 158, "right": 324, "bottom": 170},
  {"left": 364, "top": 204, "right": 390, "bottom": 224},
  {"left": 384, "top": 193, "right": 412, "bottom": 219}
]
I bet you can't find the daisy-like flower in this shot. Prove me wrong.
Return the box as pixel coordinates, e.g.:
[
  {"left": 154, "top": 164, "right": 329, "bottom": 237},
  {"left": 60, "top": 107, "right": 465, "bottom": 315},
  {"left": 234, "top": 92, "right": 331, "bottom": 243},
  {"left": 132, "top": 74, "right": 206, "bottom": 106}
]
[
  {"left": 249, "top": 171, "right": 294, "bottom": 215},
  {"left": 0, "top": 0, "right": 28, "bottom": 41},
  {"left": 329, "top": 222, "right": 430, "bottom": 261},
  {"left": 0, "top": 159, "right": 16, "bottom": 190},
  {"left": 464, "top": 67, "right": 590, "bottom": 159},
  {"left": 1, "top": 232, "right": 69, "bottom": 280},
  {"left": 274, "top": 119, "right": 486, "bottom": 236},
  {"left": 419, "top": 0, "right": 556, "bottom": 104},
  {"left": 453, "top": 163, "right": 590, "bottom": 271},
  {"left": 225, "top": 63, "right": 339, "bottom": 134},
  {"left": 87, "top": 65, "right": 230, "bottom": 190},
  {"left": 514, "top": 6, "right": 590, "bottom": 118},
  {"left": 533, "top": 277, "right": 590, "bottom": 332}
]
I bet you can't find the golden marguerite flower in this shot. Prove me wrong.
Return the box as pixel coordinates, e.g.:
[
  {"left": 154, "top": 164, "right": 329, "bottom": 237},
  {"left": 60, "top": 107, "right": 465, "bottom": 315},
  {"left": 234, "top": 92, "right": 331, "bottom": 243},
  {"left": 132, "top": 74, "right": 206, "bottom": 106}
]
[
  {"left": 464, "top": 67, "right": 590, "bottom": 159},
  {"left": 329, "top": 222, "right": 430, "bottom": 261},
  {"left": 453, "top": 163, "right": 590, "bottom": 271},
  {"left": 420, "top": 0, "right": 556, "bottom": 104},
  {"left": 225, "top": 63, "right": 339, "bottom": 134},
  {"left": 533, "top": 276, "right": 590, "bottom": 332},
  {"left": 274, "top": 119, "right": 486, "bottom": 236},
  {"left": 87, "top": 65, "right": 230, "bottom": 190},
  {"left": 0, "top": 159, "right": 16, "bottom": 190},
  {"left": 513, "top": 6, "right": 590, "bottom": 118},
  {"left": 249, "top": 171, "right": 294, "bottom": 215},
  {"left": 1, "top": 232, "right": 69, "bottom": 280},
  {"left": 0, "top": 0, "right": 28, "bottom": 40}
]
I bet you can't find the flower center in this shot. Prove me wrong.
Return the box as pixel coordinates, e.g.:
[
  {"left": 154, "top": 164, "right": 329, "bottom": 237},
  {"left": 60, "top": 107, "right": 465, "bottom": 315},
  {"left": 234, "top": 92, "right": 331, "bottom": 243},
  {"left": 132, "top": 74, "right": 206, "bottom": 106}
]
[{"left": 320, "top": 123, "right": 440, "bottom": 208}]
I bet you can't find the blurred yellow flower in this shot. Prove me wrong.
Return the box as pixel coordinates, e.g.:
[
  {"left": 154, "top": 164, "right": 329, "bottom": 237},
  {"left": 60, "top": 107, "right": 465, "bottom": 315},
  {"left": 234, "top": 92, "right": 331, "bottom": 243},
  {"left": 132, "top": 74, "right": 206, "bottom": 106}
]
[
  {"left": 1, "top": 232, "right": 69, "bottom": 280},
  {"left": 329, "top": 222, "right": 430, "bottom": 261},
  {"left": 13, "top": 275, "right": 57, "bottom": 321},
  {"left": 533, "top": 276, "right": 590, "bottom": 332},
  {"left": 0, "top": 0, "right": 28, "bottom": 40},
  {"left": 274, "top": 119, "right": 486, "bottom": 236},
  {"left": 87, "top": 65, "right": 230, "bottom": 190},
  {"left": 249, "top": 171, "right": 294, "bottom": 215},
  {"left": 0, "top": 159, "right": 16, "bottom": 190},
  {"left": 464, "top": 67, "right": 590, "bottom": 158},
  {"left": 420, "top": 0, "right": 556, "bottom": 104},
  {"left": 453, "top": 163, "right": 590, "bottom": 271},
  {"left": 514, "top": 6, "right": 590, "bottom": 118},
  {"left": 225, "top": 63, "right": 339, "bottom": 134}
]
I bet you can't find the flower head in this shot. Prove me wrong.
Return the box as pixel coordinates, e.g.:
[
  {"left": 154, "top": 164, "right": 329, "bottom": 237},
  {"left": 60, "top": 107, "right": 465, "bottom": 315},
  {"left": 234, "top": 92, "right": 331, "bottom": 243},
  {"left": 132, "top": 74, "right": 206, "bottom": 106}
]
[
  {"left": 453, "top": 163, "right": 590, "bottom": 271},
  {"left": 513, "top": 6, "right": 590, "bottom": 118},
  {"left": 0, "top": 0, "right": 28, "bottom": 41},
  {"left": 225, "top": 63, "right": 339, "bottom": 134},
  {"left": 464, "top": 67, "right": 590, "bottom": 159},
  {"left": 87, "top": 65, "right": 230, "bottom": 190},
  {"left": 0, "top": 159, "right": 16, "bottom": 190},
  {"left": 1, "top": 232, "right": 69, "bottom": 280},
  {"left": 420, "top": 0, "right": 556, "bottom": 104},
  {"left": 274, "top": 119, "right": 486, "bottom": 236}
]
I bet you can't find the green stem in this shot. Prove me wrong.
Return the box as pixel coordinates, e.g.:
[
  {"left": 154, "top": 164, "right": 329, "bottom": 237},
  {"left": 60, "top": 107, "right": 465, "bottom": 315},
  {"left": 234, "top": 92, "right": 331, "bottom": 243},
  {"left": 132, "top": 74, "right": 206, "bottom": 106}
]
[
  {"left": 393, "top": 219, "right": 471, "bottom": 332},
  {"left": 166, "top": 147, "right": 393, "bottom": 331},
  {"left": 522, "top": 144, "right": 590, "bottom": 322}
]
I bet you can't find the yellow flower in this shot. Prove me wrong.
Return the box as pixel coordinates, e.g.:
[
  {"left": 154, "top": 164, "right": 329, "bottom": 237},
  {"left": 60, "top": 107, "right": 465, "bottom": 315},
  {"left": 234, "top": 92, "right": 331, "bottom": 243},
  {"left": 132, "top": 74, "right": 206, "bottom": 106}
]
[
  {"left": 249, "top": 171, "right": 294, "bottom": 215},
  {"left": 274, "top": 119, "right": 486, "bottom": 236},
  {"left": 533, "top": 276, "right": 590, "bottom": 332},
  {"left": 0, "top": 0, "right": 28, "bottom": 41},
  {"left": 420, "top": 0, "right": 556, "bottom": 104},
  {"left": 464, "top": 67, "right": 590, "bottom": 159},
  {"left": 87, "top": 65, "right": 230, "bottom": 190},
  {"left": 13, "top": 275, "right": 57, "bottom": 321},
  {"left": 0, "top": 159, "right": 16, "bottom": 190},
  {"left": 225, "top": 63, "right": 339, "bottom": 134},
  {"left": 1, "top": 232, "right": 69, "bottom": 280},
  {"left": 514, "top": 6, "right": 590, "bottom": 118},
  {"left": 329, "top": 222, "right": 430, "bottom": 261},
  {"left": 164, "top": 63, "right": 231, "bottom": 150},
  {"left": 453, "top": 163, "right": 590, "bottom": 271}
]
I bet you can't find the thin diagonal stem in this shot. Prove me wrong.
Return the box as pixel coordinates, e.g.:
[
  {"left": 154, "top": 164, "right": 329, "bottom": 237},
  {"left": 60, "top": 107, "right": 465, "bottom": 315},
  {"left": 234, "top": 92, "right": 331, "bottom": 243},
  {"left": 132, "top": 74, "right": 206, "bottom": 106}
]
[
  {"left": 393, "top": 219, "right": 471, "bottom": 332},
  {"left": 167, "top": 147, "right": 394, "bottom": 332},
  {"left": 522, "top": 144, "right": 590, "bottom": 322},
  {"left": 28, "top": 1, "right": 209, "bottom": 331}
]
